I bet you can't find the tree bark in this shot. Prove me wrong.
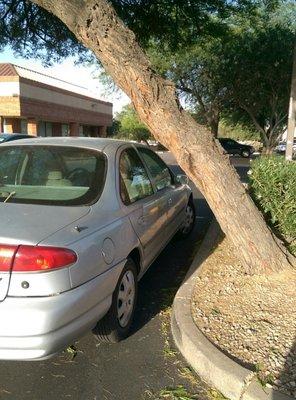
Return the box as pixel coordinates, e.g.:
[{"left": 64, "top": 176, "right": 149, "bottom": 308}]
[
  {"left": 262, "top": 146, "right": 274, "bottom": 156},
  {"left": 30, "top": 0, "right": 295, "bottom": 274},
  {"left": 207, "top": 106, "right": 220, "bottom": 138},
  {"left": 209, "top": 118, "right": 219, "bottom": 137},
  {"left": 262, "top": 125, "right": 285, "bottom": 155}
]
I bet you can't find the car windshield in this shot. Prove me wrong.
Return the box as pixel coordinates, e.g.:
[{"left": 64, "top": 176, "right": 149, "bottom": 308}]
[{"left": 0, "top": 145, "right": 106, "bottom": 205}]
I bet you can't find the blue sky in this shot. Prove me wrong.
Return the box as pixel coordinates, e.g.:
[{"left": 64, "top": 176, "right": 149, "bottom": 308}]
[{"left": 0, "top": 47, "right": 129, "bottom": 114}]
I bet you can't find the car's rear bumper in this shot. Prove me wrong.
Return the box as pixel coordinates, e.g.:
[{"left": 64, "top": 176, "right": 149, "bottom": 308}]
[{"left": 0, "top": 261, "right": 125, "bottom": 361}]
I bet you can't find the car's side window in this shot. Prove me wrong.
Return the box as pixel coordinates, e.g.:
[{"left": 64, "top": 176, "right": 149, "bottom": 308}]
[
  {"left": 119, "top": 148, "right": 154, "bottom": 204},
  {"left": 138, "top": 147, "right": 172, "bottom": 191}
]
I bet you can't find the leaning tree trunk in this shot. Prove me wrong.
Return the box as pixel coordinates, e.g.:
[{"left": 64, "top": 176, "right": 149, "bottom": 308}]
[{"left": 31, "top": 0, "right": 295, "bottom": 274}]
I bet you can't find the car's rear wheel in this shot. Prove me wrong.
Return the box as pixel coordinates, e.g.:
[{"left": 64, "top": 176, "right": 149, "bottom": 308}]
[
  {"left": 93, "top": 258, "right": 138, "bottom": 343},
  {"left": 241, "top": 149, "right": 250, "bottom": 158},
  {"left": 177, "top": 200, "right": 195, "bottom": 238}
]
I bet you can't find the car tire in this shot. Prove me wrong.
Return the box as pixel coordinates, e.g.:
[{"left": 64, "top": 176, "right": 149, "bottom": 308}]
[
  {"left": 177, "top": 199, "right": 196, "bottom": 239},
  {"left": 93, "top": 258, "right": 138, "bottom": 343},
  {"left": 241, "top": 149, "right": 250, "bottom": 158}
]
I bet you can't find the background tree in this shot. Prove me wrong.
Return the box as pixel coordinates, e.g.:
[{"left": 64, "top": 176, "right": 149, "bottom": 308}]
[
  {"left": 223, "top": 24, "right": 294, "bottom": 153},
  {"left": 147, "top": 3, "right": 295, "bottom": 147},
  {"left": 148, "top": 37, "right": 227, "bottom": 137},
  {"left": 114, "top": 104, "right": 151, "bottom": 143},
  {"left": 106, "top": 118, "right": 120, "bottom": 137},
  {"left": 218, "top": 119, "right": 260, "bottom": 142},
  {"left": 0, "top": 0, "right": 295, "bottom": 274}
]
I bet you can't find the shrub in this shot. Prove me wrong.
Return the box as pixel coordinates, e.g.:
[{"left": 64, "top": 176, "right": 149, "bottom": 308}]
[
  {"left": 249, "top": 156, "right": 296, "bottom": 255},
  {"left": 219, "top": 119, "right": 260, "bottom": 142}
]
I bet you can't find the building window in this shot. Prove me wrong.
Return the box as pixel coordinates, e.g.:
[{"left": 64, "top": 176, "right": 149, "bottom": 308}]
[
  {"left": 38, "top": 121, "right": 52, "bottom": 137},
  {"left": 21, "top": 119, "right": 27, "bottom": 134},
  {"left": 62, "top": 124, "right": 69, "bottom": 137}
]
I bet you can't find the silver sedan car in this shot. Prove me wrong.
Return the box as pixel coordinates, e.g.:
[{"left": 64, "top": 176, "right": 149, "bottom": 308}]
[{"left": 0, "top": 138, "right": 195, "bottom": 360}]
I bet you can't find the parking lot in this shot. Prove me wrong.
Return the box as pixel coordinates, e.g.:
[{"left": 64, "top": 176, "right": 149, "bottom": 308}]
[{"left": 0, "top": 154, "right": 250, "bottom": 400}]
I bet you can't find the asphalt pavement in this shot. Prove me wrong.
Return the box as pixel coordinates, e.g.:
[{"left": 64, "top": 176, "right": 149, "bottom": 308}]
[{"left": 0, "top": 153, "right": 250, "bottom": 400}]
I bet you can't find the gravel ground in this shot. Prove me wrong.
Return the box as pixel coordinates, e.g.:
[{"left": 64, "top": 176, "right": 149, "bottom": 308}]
[{"left": 192, "top": 236, "right": 296, "bottom": 398}]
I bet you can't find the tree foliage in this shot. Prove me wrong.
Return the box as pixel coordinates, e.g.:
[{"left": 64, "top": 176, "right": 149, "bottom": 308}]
[
  {"left": 250, "top": 156, "right": 296, "bottom": 255},
  {"left": 0, "top": 0, "right": 294, "bottom": 150},
  {"left": 223, "top": 22, "right": 294, "bottom": 151},
  {"left": 114, "top": 104, "right": 151, "bottom": 142},
  {"left": 218, "top": 119, "right": 260, "bottom": 142},
  {"left": 0, "top": 0, "right": 90, "bottom": 65},
  {"left": 148, "top": 2, "right": 295, "bottom": 146},
  {"left": 0, "top": 0, "right": 261, "bottom": 63},
  {"left": 148, "top": 35, "right": 228, "bottom": 136},
  {"left": 110, "top": 0, "right": 259, "bottom": 48}
]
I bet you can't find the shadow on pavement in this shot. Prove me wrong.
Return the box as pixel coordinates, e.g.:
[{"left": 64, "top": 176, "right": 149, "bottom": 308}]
[{"left": 130, "top": 197, "right": 213, "bottom": 336}]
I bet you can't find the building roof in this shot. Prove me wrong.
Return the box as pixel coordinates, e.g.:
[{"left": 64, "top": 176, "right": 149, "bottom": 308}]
[
  {"left": 0, "top": 63, "right": 111, "bottom": 105},
  {"left": 0, "top": 63, "right": 17, "bottom": 76}
]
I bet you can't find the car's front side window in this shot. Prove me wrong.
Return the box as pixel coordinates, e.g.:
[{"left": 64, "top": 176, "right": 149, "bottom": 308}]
[
  {"left": 137, "top": 147, "right": 172, "bottom": 191},
  {"left": 119, "top": 148, "right": 153, "bottom": 204}
]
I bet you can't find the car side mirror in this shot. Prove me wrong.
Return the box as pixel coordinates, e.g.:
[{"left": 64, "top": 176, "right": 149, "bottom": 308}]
[{"left": 175, "top": 174, "right": 189, "bottom": 185}]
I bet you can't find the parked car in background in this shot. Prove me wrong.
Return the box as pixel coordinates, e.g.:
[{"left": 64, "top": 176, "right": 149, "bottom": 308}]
[
  {"left": 275, "top": 139, "right": 296, "bottom": 154},
  {"left": 0, "top": 133, "right": 35, "bottom": 143},
  {"left": 218, "top": 138, "right": 254, "bottom": 158},
  {"left": 145, "top": 140, "right": 168, "bottom": 152},
  {"left": 0, "top": 137, "right": 194, "bottom": 360}
]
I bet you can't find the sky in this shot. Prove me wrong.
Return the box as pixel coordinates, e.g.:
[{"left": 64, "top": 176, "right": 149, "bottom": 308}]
[{"left": 0, "top": 47, "right": 130, "bottom": 114}]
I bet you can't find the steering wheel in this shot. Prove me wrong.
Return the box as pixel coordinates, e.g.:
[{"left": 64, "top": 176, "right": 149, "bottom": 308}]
[{"left": 67, "top": 168, "right": 90, "bottom": 185}]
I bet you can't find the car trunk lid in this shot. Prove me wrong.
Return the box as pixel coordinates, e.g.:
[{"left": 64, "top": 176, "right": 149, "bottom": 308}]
[
  {"left": 0, "top": 203, "right": 90, "bottom": 245},
  {"left": 0, "top": 203, "right": 90, "bottom": 301}
]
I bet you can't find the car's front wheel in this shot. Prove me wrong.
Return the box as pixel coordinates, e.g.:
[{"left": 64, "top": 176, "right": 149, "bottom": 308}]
[{"left": 93, "top": 258, "right": 138, "bottom": 343}]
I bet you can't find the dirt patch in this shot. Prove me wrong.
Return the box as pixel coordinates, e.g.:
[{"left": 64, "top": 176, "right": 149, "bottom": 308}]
[{"left": 192, "top": 237, "right": 296, "bottom": 397}]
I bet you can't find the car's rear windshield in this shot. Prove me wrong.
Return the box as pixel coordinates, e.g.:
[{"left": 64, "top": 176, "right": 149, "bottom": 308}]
[{"left": 0, "top": 145, "right": 106, "bottom": 206}]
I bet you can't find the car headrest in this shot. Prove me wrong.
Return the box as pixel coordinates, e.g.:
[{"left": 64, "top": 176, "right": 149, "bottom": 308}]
[{"left": 47, "top": 170, "right": 63, "bottom": 180}]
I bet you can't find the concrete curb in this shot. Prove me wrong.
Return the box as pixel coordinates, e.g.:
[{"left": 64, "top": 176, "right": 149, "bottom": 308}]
[{"left": 171, "top": 219, "right": 293, "bottom": 400}]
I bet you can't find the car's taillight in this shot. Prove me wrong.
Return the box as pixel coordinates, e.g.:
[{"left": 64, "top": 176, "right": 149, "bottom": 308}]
[
  {"left": 0, "top": 245, "right": 18, "bottom": 271},
  {"left": 0, "top": 245, "right": 77, "bottom": 272}
]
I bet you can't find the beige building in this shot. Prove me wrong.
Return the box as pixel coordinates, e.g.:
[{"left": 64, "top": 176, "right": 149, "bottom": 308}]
[{"left": 0, "top": 63, "right": 112, "bottom": 137}]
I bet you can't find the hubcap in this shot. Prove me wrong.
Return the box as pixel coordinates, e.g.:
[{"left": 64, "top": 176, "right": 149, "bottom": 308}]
[
  {"left": 181, "top": 204, "right": 194, "bottom": 234},
  {"left": 117, "top": 270, "right": 135, "bottom": 328}
]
